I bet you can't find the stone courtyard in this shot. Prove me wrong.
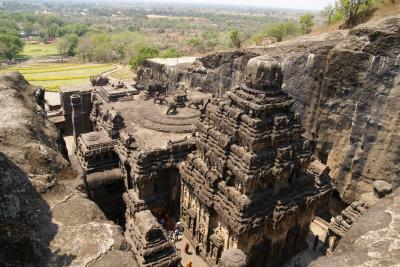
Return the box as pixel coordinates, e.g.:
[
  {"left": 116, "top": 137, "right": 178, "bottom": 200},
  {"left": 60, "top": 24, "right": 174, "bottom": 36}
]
[{"left": 48, "top": 56, "right": 336, "bottom": 267}]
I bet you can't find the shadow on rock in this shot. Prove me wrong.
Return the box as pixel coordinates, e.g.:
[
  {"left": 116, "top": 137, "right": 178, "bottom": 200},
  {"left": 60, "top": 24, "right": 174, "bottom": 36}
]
[{"left": 0, "top": 152, "right": 75, "bottom": 266}]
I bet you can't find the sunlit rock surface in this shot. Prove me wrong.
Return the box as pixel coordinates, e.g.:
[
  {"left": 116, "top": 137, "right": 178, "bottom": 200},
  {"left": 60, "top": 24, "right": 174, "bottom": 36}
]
[{"left": 0, "top": 72, "right": 136, "bottom": 266}]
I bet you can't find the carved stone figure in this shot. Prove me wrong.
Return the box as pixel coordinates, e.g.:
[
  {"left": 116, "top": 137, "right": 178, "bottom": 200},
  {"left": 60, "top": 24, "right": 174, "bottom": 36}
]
[
  {"left": 188, "top": 99, "right": 204, "bottom": 109},
  {"left": 326, "top": 200, "right": 369, "bottom": 253},
  {"left": 90, "top": 75, "right": 109, "bottom": 86},
  {"left": 153, "top": 92, "right": 167, "bottom": 104},
  {"left": 166, "top": 101, "right": 178, "bottom": 115}
]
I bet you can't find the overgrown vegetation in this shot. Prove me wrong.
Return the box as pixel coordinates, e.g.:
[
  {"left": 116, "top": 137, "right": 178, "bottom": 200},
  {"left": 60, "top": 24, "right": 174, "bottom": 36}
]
[
  {"left": 321, "top": 0, "right": 395, "bottom": 27},
  {"left": 0, "top": 17, "right": 24, "bottom": 60},
  {"left": 0, "top": 1, "right": 298, "bottom": 65}
]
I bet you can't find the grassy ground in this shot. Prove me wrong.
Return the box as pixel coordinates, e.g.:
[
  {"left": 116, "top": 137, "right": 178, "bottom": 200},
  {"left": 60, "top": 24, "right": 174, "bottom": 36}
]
[
  {"left": 1, "top": 63, "right": 115, "bottom": 91},
  {"left": 109, "top": 65, "right": 134, "bottom": 80},
  {"left": 20, "top": 42, "right": 59, "bottom": 59}
]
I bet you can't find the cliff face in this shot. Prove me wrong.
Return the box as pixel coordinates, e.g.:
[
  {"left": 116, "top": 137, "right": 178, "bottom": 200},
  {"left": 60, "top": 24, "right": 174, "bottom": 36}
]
[
  {"left": 0, "top": 73, "right": 136, "bottom": 266},
  {"left": 138, "top": 50, "right": 260, "bottom": 97},
  {"left": 273, "top": 17, "right": 400, "bottom": 203},
  {"left": 311, "top": 188, "right": 400, "bottom": 267},
  {"left": 141, "top": 16, "right": 400, "bottom": 203}
]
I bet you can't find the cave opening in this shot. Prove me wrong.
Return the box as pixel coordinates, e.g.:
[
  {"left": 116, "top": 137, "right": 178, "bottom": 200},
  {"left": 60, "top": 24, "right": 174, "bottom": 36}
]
[
  {"left": 149, "top": 167, "right": 182, "bottom": 225},
  {"left": 87, "top": 179, "right": 127, "bottom": 228},
  {"left": 316, "top": 189, "right": 348, "bottom": 222}
]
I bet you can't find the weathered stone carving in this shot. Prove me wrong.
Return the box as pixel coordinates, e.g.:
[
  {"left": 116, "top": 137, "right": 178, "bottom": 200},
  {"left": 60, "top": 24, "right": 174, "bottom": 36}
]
[
  {"left": 125, "top": 210, "right": 181, "bottom": 267},
  {"left": 166, "top": 101, "right": 178, "bottom": 115},
  {"left": 154, "top": 92, "right": 167, "bottom": 105},
  {"left": 188, "top": 99, "right": 204, "bottom": 109},
  {"left": 179, "top": 57, "right": 332, "bottom": 266},
  {"left": 325, "top": 200, "right": 368, "bottom": 254},
  {"left": 90, "top": 75, "right": 109, "bottom": 86},
  {"left": 219, "top": 249, "right": 247, "bottom": 267}
]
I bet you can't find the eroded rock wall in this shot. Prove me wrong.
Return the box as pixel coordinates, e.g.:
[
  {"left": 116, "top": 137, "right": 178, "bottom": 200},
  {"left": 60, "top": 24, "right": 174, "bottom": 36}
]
[
  {"left": 311, "top": 188, "right": 400, "bottom": 267},
  {"left": 0, "top": 72, "right": 136, "bottom": 266},
  {"left": 138, "top": 50, "right": 260, "bottom": 97},
  {"left": 143, "top": 16, "right": 400, "bottom": 203},
  {"left": 273, "top": 17, "right": 400, "bottom": 203}
]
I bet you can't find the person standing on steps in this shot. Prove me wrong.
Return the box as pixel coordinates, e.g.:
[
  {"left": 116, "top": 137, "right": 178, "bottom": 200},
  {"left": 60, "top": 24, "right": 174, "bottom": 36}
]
[{"left": 184, "top": 243, "right": 190, "bottom": 254}]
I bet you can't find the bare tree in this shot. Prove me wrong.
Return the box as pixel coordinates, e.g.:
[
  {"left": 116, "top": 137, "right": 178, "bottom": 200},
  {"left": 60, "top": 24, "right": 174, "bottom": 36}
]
[
  {"left": 340, "top": 0, "right": 372, "bottom": 26},
  {"left": 322, "top": 4, "right": 336, "bottom": 26}
]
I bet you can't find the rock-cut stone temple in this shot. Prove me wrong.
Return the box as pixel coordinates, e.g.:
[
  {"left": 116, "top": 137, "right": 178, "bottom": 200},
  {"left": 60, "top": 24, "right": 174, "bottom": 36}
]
[{"left": 179, "top": 57, "right": 333, "bottom": 267}]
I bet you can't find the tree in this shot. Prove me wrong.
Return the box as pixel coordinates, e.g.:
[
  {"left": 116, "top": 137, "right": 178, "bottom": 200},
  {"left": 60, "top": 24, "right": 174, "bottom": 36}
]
[
  {"left": 38, "top": 15, "right": 64, "bottom": 38},
  {"left": 300, "top": 13, "right": 315, "bottom": 34},
  {"left": 187, "top": 38, "right": 205, "bottom": 54},
  {"left": 111, "top": 31, "right": 146, "bottom": 62},
  {"left": 339, "top": 0, "right": 372, "bottom": 26},
  {"left": 60, "top": 23, "right": 88, "bottom": 37},
  {"left": 0, "top": 19, "right": 19, "bottom": 36},
  {"left": 201, "top": 31, "right": 220, "bottom": 51},
  {"left": 160, "top": 48, "right": 183, "bottom": 58},
  {"left": 0, "top": 34, "right": 24, "bottom": 60},
  {"left": 76, "top": 35, "right": 92, "bottom": 62},
  {"left": 58, "top": 34, "right": 79, "bottom": 56},
  {"left": 263, "top": 21, "right": 299, "bottom": 42},
  {"left": 229, "top": 29, "right": 242, "bottom": 48},
  {"left": 130, "top": 46, "right": 159, "bottom": 69},
  {"left": 322, "top": 4, "right": 336, "bottom": 26}
]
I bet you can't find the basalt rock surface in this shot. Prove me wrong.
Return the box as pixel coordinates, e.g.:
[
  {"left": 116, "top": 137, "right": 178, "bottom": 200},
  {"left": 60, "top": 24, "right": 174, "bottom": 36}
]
[
  {"left": 0, "top": 72, "right": 135, "bottom": 266},
  {"left": 138, "top": 50, "right": 260, "bottom": 97},
  {"left": 272, "top": 16, "right": 400, "bottom": 203},
  {"left": 311, "top": 188, "right": 400, "bottom": 267},
  {"left": 143, "top": 16, "right": 400, "bottom": 203}
]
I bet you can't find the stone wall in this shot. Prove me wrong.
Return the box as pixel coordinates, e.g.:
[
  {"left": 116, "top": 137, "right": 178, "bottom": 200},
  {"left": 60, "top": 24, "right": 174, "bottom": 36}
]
[
  {"left": 137, "top": 50, "right": 260, "bottom": 97},
  {"left": 273, "top": 17, "right": 400, "bottom": 203},
  {"left": 143, "top": 16, "right": 400, "bottom": 204}
]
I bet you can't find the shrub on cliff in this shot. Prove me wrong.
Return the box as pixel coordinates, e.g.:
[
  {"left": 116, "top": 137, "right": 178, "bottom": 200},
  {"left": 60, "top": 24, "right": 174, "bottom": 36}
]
[
  {"left": 130, "top": 46, "right": 159, "bottom": 69},
  {"left": 160, "top": 48, "right": 183, "bottom": 58},
  {"left": 255, "top": 21, "right": 299, "bottom": 43},
  {"left": 300, "top": 13, "right": 315, "bottom": 34}
]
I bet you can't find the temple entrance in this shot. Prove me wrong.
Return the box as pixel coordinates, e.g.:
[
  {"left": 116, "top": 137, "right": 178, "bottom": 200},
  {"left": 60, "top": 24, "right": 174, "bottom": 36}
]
[{"left": 150, "top": 167, "right": 182, "bottom": 226}]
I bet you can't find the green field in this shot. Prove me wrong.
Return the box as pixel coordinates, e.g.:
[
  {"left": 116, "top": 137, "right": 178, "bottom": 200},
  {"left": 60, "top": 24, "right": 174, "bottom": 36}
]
[
  {"left": 1, "top": 63, "right": 116, "bottom": 91},
  {"left": 20, "top": 42, "right": 59, "bottom": 59}
]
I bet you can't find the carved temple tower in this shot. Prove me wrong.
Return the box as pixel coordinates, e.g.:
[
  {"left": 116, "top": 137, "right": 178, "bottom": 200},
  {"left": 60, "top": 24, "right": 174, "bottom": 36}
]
[{"left": 179, "top": 58, "right": 332, "bottom": 266}]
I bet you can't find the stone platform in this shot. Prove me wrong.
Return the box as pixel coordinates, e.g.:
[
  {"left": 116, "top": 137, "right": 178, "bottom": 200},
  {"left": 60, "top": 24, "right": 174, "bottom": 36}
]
[{"left": 102, "top": 90, "right": 211, "bottom": 149}]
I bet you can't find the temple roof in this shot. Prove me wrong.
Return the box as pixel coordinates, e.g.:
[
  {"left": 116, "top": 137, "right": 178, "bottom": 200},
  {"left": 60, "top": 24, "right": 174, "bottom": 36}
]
[{"left": 102, "top": 90, "right": 210, "bottom": 149}]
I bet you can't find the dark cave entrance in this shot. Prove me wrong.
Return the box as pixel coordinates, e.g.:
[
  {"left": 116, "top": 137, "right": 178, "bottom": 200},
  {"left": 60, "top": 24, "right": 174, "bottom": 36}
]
[
  {"left": 327, "top": 189, "right": 348, "bottom": 217},
  {"left": 316, "top": 189, "right": 348, "bottom": 222},
  {"left": 87, "top": 178, "right": 127, "bottom": 228},
  {"left": 151, "top": 167, "right": 182, "bottom": 223}
]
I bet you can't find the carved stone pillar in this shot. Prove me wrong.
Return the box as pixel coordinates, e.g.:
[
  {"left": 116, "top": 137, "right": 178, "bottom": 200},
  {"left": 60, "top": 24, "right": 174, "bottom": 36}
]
[{"left": 71, "top": 93, "right": 82, "bottom": 147}]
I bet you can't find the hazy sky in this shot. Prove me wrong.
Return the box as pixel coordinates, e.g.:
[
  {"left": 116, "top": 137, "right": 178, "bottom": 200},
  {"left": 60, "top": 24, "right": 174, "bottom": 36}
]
[{"left": 137, "top": 0, "right": 336, "bottom": 10}]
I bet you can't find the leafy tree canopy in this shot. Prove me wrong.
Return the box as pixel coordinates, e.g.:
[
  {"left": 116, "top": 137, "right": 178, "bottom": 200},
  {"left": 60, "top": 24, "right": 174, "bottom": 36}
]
[
  {"left": 299, "top": 13, "right": 315, "bottom": 34},
  {"left": 0, "top": 34, "right": 24, "bottom": 60},
  {"left": 130, "top": 46, "right": 159, "bottom": 69},
  {"left": 263, "top": 21, "right": 299, "bottom": 42},
  {"left": 160, "top": 48, "right": 183, "bottom": 58}
]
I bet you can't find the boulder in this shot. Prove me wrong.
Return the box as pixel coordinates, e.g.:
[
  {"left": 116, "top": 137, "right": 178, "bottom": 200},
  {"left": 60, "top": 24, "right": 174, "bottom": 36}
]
[{"left": 373, "top": 180, "right": 393, "bottom": 197}]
